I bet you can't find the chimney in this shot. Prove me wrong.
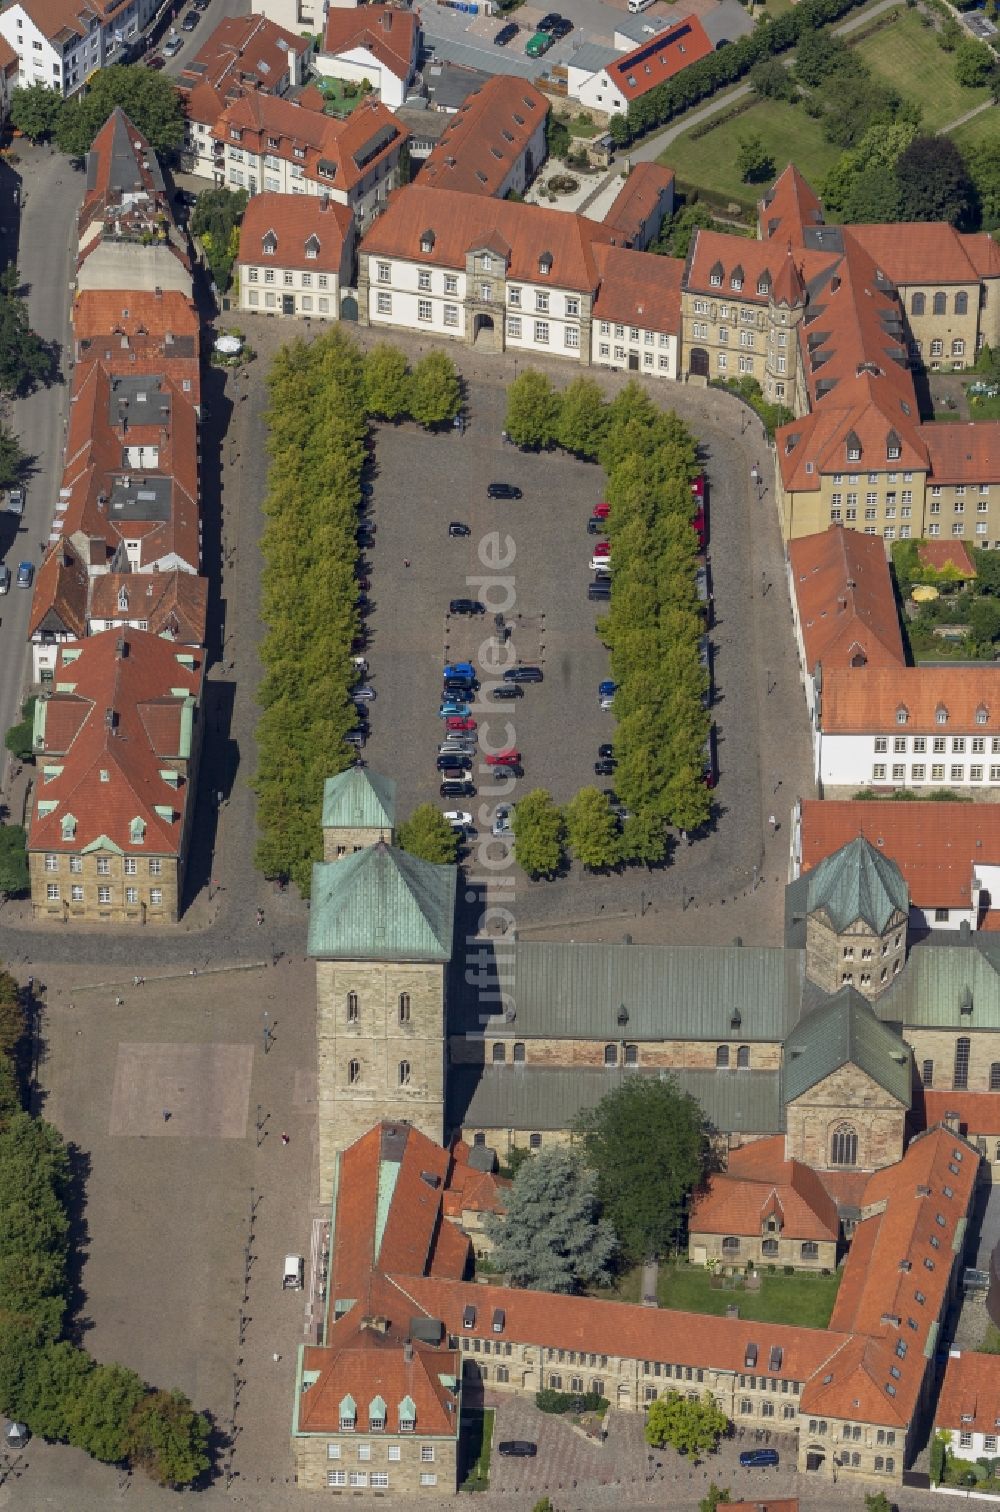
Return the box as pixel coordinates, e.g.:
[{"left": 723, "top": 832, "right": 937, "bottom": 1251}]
[
  {"left": 115, "top": 637, "right": 128, "bottom": 659},
  {"left": 154, "top": 286, "right": 162, "bottom": 300},
  {"left": 105, "top": 706, "right": 117, "bottom": 731},
  {"left": 403, "top": 1340, "right": 414, "bottom": 1363},
  {"left": 360, "top": 1315, "right": 390, "bottom": 1335},
  {"left": 943, "top": 1110, "right": 962, "bottom": 1134}
]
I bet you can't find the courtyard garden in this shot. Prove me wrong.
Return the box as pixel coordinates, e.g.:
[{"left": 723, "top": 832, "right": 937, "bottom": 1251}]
[
  {"left": 892, "top": 539, "right": 1000, "bottom": 661},
  {"left": 596, "top": 1262, "right": 842, "bottom": 1328}
]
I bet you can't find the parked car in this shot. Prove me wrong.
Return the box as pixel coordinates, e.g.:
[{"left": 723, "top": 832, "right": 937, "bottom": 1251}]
[
  {"left": 599, "top": 680, "right": 617, "bottom": 698},
  {"left": 488, "top": 482, "right": 522, "bottom": 499},
  {"left": 537, "top": 11, "right": 562, "bottom": 28},
  {"left": 593, "top": 501, "right": 610, "bottom": 519},
  {"left": 704, "top": 728, "right": 717, "bottom": 789},
  {"left": 739, "top": 1449, "right": 778, "bottom": 1468},
  {"left": 443, "top": 676, "right": 476, "bottom": 694},
  {"left": 440, "top": 778, "right": 476, "bottom": 798},
  {"left": 358, "top": 522, "right": 376, "bottom": 547},
  {"left": 492, "top": 803, "right": 513, "bottom": 838},
  {"left": 489, "top": 764, "right": 519, "bottom": 780},
  {"left": 448, "top": 521, "right": 471, "bottom": 537},
  {"left": 163, "top": 34, "right": 183, "bottom": 56},
  {"left": 449, "top": 598, "right": 486, "bottom": 616},
  {"left": 590, "top": 556, "right": 613, "bottom": 572},
  {"left": 485, "top": 749, "right": 519, "bottom": 767},
  {"left": 439, "top": 741, "right": 476, "bottom": 756},
  {"left": 444, "top": 662, "right": 476, "bottom": 679},
  {"left": 443, "top": 810, "right": 474, "bottom": 828},
  {"left": 145, "top": 52, "right": 166, "bottom": 67},
  {"left": 437, "top": 754, "right": 471, "bottom": 772},
  {"left": 588, "top": 581, "right": 611, "bottom": 601},
  {"left": 692, "top": 502, "right": 706, "bottom": 550},
  {"left": 6, "top": 485, "right": 24, "bottom": 515},
  {"left": 353, "top": 684, "right": 376, "bottom": 701},
  {"left": 595, "top": 757, "right": 616, "bottom": 776},
  {"left": 446, "top": 716, "right": 477, "bottom": 732},
  {"left": 16, "top": 561, "right": 32, "bottom": 589},
  {"left": 0, "top": 565, "right": 10, "bottom": 594},
  {"left": 491, "top": 684, "right": 522, "bottom": 700},
  {"left": 498, "top": 1441, "right": 537, "bottom": 1458},
  {"left": 598, "top": 744, "right": 614, "bottom": 759},
  {"left": 494, "top": 20, "right": 519, "bottom": 44},
  {"left": 549, "top": 16, "right": 573, "bottom": 37},
  {"left": 593, "top": 542, "right": 611, "bottom": 557},
  {"left": 439, "top": 701, "right": 470, "bottom": 717},
  {"left": 503, "top": 666, "right": 543, "bottom": 683},
  {"left": 181, "top": 8, "right": 199, "bottom": 28},
  {"left": 282, "top": 1254, "right": 304, "bottom": 1290},
  {"left": 587, "top": 516, "right": 604, "bottom": 535}
]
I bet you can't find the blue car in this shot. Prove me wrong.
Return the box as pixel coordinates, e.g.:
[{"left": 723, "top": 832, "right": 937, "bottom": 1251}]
[
  {"left": 739, "top": 1449, "right": 779, "bottom": 1468},
  {"left": 599, "top": 679, "right": 617, "bottom": 698},
  {"left": 439, "top": 701, "right": 470, "bottom": 717},
  {"left": 444, "top": 662, "right": 475, "bottom": 679}
]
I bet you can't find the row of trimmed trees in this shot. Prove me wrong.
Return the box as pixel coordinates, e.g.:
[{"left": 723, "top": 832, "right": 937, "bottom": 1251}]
[
  {"left": 503, "top": 374, "right": 711, "bottom": 875},
  {"left": 0, "top": 972, "right": 209, "bottom": 1485},
  {"left": 253, "top": 334, "right": 461, "bottom": 894}
]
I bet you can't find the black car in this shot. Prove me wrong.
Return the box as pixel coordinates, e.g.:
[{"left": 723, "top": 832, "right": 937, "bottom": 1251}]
[
  {"left": 498, "top": 1441, "right": 537, "bottom": 1458},
  {"left": 487, "top": 482, "right": 523, "bottom": 500},
  {"left": 537, "top": 12, "right": 561, "bottom": 30},
  {"left": 595, "top": 757, "right": 616, "bottom": 776},
  {"left": 437, "top": 755, "right": 471, "bottom": 772},
  {"left": 492, "top": 684, "right": 523, "bottom": 700},
  {"left": 449, "top": 598, "right": 486, "bottom": 615},
  {"left": 489, "top": 765, "right": 520, "bottom": 780},
  {"left": 494, "top": 21, "right": 519, "bottom": 45},
  {"left": 599, "top": 744, "right": 614, "bottom": 759},
  {"left": 587, "top": 517, "right": 604, "bottom": 534},
  {"left": 549, "top": 16, "right": 573, "bottom": 38},
  {"left": 503, "top": 666, "right": 543, "bottom": 684},
  {"left": 440, "top": 779, "right": 476, "bottom": 798},
  {"left": 444, "top": 677, "right": 476, "bottom": 694},
  {"left": 588, "top": 581, "right": 611, "bottom": 601},
  {"left": 181, "top": 8, "right": 199, "bottom": 28},
  {"left": 448, "top": 521, "right": 470, "bottom": 537}
]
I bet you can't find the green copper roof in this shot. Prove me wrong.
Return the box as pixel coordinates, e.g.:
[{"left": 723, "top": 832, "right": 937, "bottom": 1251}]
[
  {"left": 878, "top": 938, "right": 1000, "bottom": 1028},
  {"left": 805, "top": 837, "right": 909, "bottom": 934},
  {"left": 322, "top": 769, "right": 396, "bottom": 833},
  {"left": 783, "top": 986, "right": 911, "bottom": 1107},
  {"left": 308, "top": 843, "right": 455, "bottom": 962}
]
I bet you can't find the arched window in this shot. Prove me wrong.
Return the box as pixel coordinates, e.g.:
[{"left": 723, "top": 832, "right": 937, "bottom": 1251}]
[
  {"left": 955, "top": 291, "right": 968, "bottom": 316},
  {"left": 604, "top": 1043, "right": 617, "bottom": 1066},
  {"left": 398, "top": 1060, "right": 410, "bottom": 1086},
  {"left": 716, "top": 1045, "right": 730, "bottom": 1068},
  {"left": 954, "top": 1037, "right": 971, "bottom": 1090},
  {"left": 737, "top": 1045, "right": 750, "bottom": 1069},
  {"left": 831, "top": 1124, "right": 858, "bottom": 1167},
  {"left": 991, "top": 1062, "right": 1000, "bottom": 1091},
  {"left": 513, "top": 1042, "right": 525, "bottom": 1063},
  {"left": 492, "top": 1042, "right": 506, "bottom": 1063},
  {"left": 911, "top": 292, "right": 925, "bottom": 316},
  {"left": 933, "top": 292, "right": 947, "bottom": 315},
  {"left": 529, "top": 1132, "right": 542, "bottom": 1149},
  {"left": 348, "top": 1058, "right": 360, "bottom": 1085},
  {"left": 473, "top": 1131, "right": 486, "bottom": 1146},
  {"left": 922, "top": 1059, "right": 934, "bottom": 1088},
  {"left": 398, "top": 992, "right": 411, "bottom": 1024},
  {"left": 762, "top": 1238, "right": 779, "bottom": 1258},
  {"left": 346, "top": 991, "right": 359, "bottom": 1023}
]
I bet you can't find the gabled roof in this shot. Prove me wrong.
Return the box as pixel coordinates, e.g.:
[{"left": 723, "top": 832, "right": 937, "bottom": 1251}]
[
  {"left": 937, "top": 1350, "right": 1000, "bottom": 1432},
  {"left": 685, "top": 227, "right": 831, "bottom": 304},
  {"left": 782, "top": 987, "right": 912, "bottom": 1108},
  {"left": 79, "top": 107, "right": 169, "bottom": 237},
  {"left": 322, "top": 3, "right": 419, "bottom": 80},
  {"left": 592, "top": 244, "right": 682, "bottom": 333},
  {"left": 28, "top": 538, "right": 88, "bottom": 641},
  {"left": 804, "top": 835, "right": 909, "bottom": 934},
  {"left": 601, "top": 162, "right": 675, "bottom": 245},
  {"left": 28, "top": 630, "right": 203, "bottom": 859},
  {"left": 308, "top": 842, "right": 455, "bottom": 961},
  {"left": 759, "top": 164, "right": 824, "bottom": 242},
  {"left": 361, "top": 184, "right": 616, "bottom": 293},
  {"left": 848, "top": 221, "right": 1000, "bottom": 287},
  {"left": 877, "top": 936, "right": 1000, "bottom": 1029},
  {"left": 788, "top": 526, "right": 905, "bottom": 675},
  {"left": 915, "top": 539, "right": 977, "bottom": 577},
  {"left": 321, "top": 768, "right": 396, "bottom": 833},
  {"left": 605, "top": 15, "right": 713, "bottom": 102},
  {"left": 214, "top": 95, "right": 406, "bottom": 194},
  {"left": 420, "top": 75, "right": 546, "bottom": 198},
  {"left": 237, "top": 193, "right": 353, "bottom": 275},
  {"left": 919, "top": 420, "right": 1000, "bottom": 486},
  {"left": 799, "top": 798, "right": 1000, "bottom": 910},
  {"left": 690, "top": 1136, "right": 839, "bottom": 1241},
  {"left": 820, "top": 666, "right": 1000, "bottom": 734},
  {"left": 87, "top": 570, "right": 208, "bottom": 646},
  {"left": 179, "top": 12, "right": 309, "bottom": 121}
]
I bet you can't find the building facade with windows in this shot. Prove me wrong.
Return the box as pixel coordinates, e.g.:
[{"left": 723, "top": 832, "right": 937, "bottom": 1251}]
[
  {"left": 27, "top": 631, "right": 204, "bottom": 924},
  {"left": 688, "top": 1138, "right": 840, "bottom": 1271},
  {"left": 0, "top": 0, "right": 158, "bottom": 97},
  {"left": 316, "top": 5, "right": 421, "bottom": 109},
  {"left": 934, "top": 1351, "right": 1000, "bottom": 1467},
  {"left": 236, "top": 191, "right": 354, "bottom": 320}
]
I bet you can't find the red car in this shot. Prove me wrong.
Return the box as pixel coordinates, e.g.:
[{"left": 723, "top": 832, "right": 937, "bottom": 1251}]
[
  {"left": 593, "top": 501, "right": 610, "bottom": 519},
  {"left": 691, "top": 475, "right": 705, "bottom": 499},
  {"left": 692, "top": 505, "right": 706, "bottom": 551},
  {"left": 593, "top": 542, "right": 611, "bottom": 557},
  {"left": 446, "top": 716, "right": 477, "bottom": 732},
  {"left": 485, "top": 749, "right": 520, "bottom": 767}
]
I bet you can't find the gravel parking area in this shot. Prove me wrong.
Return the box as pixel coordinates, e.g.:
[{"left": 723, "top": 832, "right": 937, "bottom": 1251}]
[{"left": 361, "top": 380, "right": 619, "bottom": 834}]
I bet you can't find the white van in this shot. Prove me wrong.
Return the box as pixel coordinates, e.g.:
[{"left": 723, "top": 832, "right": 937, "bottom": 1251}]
[
  {"left": 282, "top": 1254, "right": 304, "bottom": 1290},
  {"left": 627, "top": 0, "right": 655, "bottom": 13}
]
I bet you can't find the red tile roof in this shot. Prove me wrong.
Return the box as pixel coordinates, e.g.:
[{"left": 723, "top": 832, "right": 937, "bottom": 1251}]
[
  {"left": 606, "top": 15, "right": 713, "bottom": 102},
  {"left": 78, "top": 108, "right": 176, "bottom": 244},
  {"left": 179, "top": 13, "right": 309, "bottom": 125},
  {"left": 686, "top": 228, "right": 833, "bottom": 305},
  {"left": 237, "top": 192, "right": 354, "bottom": 275},
  {"left": 937, "top": 1351, "right": 1000, "bottom": 1432},
  {"left": 362, "top": 184, "right": 615, "bottom": 292},
  {"left": 759, "top": 164, "right": 824, "bottom": 243},
  {"left": 28, "top": 539, "right": 88, "bottom": 642},
  {"left": 29, "top": 630, "right": 203, "bottom": 859},
  {"left": 691, "top": 1138, "right": 839, "bottom": 1242},
  {"left": 799, "top": 798, "right": 1000, "bottom": 909},
  {"left": 919, "top": 422, "right": 1000, "bottom": 486},
  {"left": 848, "top": 222, "right": 1000, "bottom": 287},
  {"left": 602, "top": 163, "right": 675, "bottom": 246},
  {"left": 87, "top": 571, "right": 208, "bottom": 646},
  {"left": 420, "top": 75, "right": 546, "bottom": 197},
  {"left": 788, "top": 526, "right": 905, "bottom": 675},
  {"left": 819, "top": 665, "right": 1000, "bottom": 734},
  {"left": 322, "top": 3, "right": 419, "bottom": 81},
  {"left": 593, "top": 245, "right": 682, "bottom": 334},
  {"left": 915, "top": 540, "right": 977, "bottom": 577},
  {"left": 0, "top": 36, "right": 18, "bottom": 73},
  {"left": 73, "top": 289, "right": 199, "bottom": 352},
  {"left": 213, "top": 94, "right": 406, "bottom": 195},
  {"left": 917, "top": 1091, "right": 1000, "bottom": 1137}
]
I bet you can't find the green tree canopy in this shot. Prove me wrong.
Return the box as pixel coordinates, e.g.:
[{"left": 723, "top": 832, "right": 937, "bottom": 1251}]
[
  {"left": 646, "top": 1391, "right": 728, "bottom": 1458},
  {"left": 0, "top": 426, "right": 25, "bottom": 492},
  {"left": 895, "top": 135, "right": 975, "bottom": 227},
  {"left": 512, "top": 789, "right": 565, "bottom": 878},
  {"left": 700, "top": 1484, "right": 732, "bottom": 1512},
  {"left": 66, "top": 1360, "right": 146, "bottom": 1462},
  {"left": 483, "top": 1146, "right": 617, "bottom": 1292},
  {"left": 736, "top": 132, "right": 775, "bottom": 183},
  {"left": 54, "top": 67, "right": 185, "bottom": 157},
  {"left": 970, "top": 597, "right": 1000, "bottom": 646},
  {"left": 563, "top": 787, "right": 621, "bottom": 870},
  {"left": 575, "top": 1077, "right": 710, "bottom": 1262},
  {"left": 363, "top": 343, "right": 412, "bottom": 420},
  {"left": 0, "top": 827, "right": 29, "bottom": 897},
  {"left": 122, "top": 1389, "right": 211, "bottom": 1488},
  {"left": 397, "top": 804, "right": 460, "bottom": 864},
  {"left": 618, "top": 806, "right": 667, "bottom": 866},
  {"left": 0, "top": 266, "right": 53, "bottom": 395},
  {"left": 749, "top": 58, "right": 794, "bottom": 100},
  {"left": 955, "top": 37, "right": 996, "bottom": 88},
  {"left": 9, "top": 84, "right": 63, "bottom": 142},
  {"left": 653, "top": 201, "right": 717, "bottom": 260},
  {"left": 557, "top": 376, "right": 609, "bottom": 458},
  {"left": 190, "top": 187, "right": 249, "bottom": 292},
  {"left": 408, "top": 350, "right": 461, "bottom": 427},
  {"left": 505, "top": 370, "right": 562, "bottom": 449}
]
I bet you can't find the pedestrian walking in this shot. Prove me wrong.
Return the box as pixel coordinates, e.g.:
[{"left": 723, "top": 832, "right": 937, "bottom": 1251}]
[
  {"left": 403, "top": 558, "right": 410, "bottom": 568},
  {"left": 281, "top": 1132, "right": 290, "bottom": 1146},
  {"left": 162, "top": 1110, "right": 170, "bottom": 1122},
  {"left": 115, "top": 995, "right": 124, "bottom": 1007},
  {"left": 133, "top": 975, "right": 140, "bottom": 988},
  {"left": 273, "top": 1353, "right": 281, "bottom": 1363},
  {"left": 679, "top": 828, "right": 688, "bottom": 846},
  {"left": 256, "top": 907, "right": 264, "bottom": 927},
  {"left": 768, "top": 814, "right": 778, "bottom": 833}
]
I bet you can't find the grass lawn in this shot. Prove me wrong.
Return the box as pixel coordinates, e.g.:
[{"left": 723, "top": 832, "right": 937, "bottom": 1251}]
[
  {"left": 657, "top": 1264, "right": 842, "bottom": 1327},
  {"left": 461, "top": 1408, "right": 494, "bottom": 1492},
  {"left": 660, "top": 98, "right": 841, "bottom": 210},
  {"left": 556, "top": 110, "right": 603, "bottom": 140},
  {"left": 852, "top": 10, "right": 990, "bottom": 132},
  {"left": 949, "top": 106, "right": 998, "bottom": 153},
  {"left": 317, "top": 78, "right": 366, "bottom": 118}
]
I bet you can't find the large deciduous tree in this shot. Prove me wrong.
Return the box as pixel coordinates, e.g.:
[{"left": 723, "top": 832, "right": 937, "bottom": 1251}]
[
  {"left": 408, "top": 350, "right": 461, "bottom": 428},
  {"left": 9, "top": 84, "right": 63, "bottom": 142},
  {"left": 397, "top": 804, "right": 459, "bottom": 865},
  {"left": 563, "top": 787, "right": 621, "bottom": 870},
  {"left": 190, "top": 187, "right": 249, "bottom": 292},
  {"left": 0, "top": 266, "right": 53, "bottom": 395},
  {"left": 55, "top": 66, "right": 185, "bottom": 157},
  {"left": 505, "top": 370, "right": 562, "bottom": 449},
  {"left": 646, "top": 1391, "right": 729, "bottom": 1459},
  {"left": 556, "top": 376, "right": 609, "bottom": 458},
  {"left": 575, "top": 1077, "right": 710, "bottom": 1262},
  {"left": 483, "top": 1147, "right": 617, "bottom": 1292},
  {"left": 895, "top": 135, "right": 976, "bottom": 228},
  {"left": 122, "top": 1389, "right": 211, "bottom": 1488},
  {"left": 363, "top": 343, "right": 412, "bottom": 421},
  {"left": 512, "top": 789, "right": 565, "bottom": 879}
]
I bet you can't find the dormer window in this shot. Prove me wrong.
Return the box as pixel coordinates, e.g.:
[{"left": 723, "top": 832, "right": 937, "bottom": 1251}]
[
  {"left": 229, "top": 127, "right": 242, "bottom": 142},
  {"left": 896, "top": 705, "right": 908, "bottom": 725},
  {"left": 61, "top": 813, "right": 76, "bottom": 841},
  {"left": 846, "top": 430, "right": 862, "bottom": 463},
  {"left": 482, "top": 253, "right": 492, "bottom": 272},
  {"left": 293, "top": 146, "right": 305, "bottom": 160},
  {"left": 369, "top": 1396, "right": 386, "bottom": 1432},
  {"left": 305, "top": 235, "right": 320, "bottom": 260},
  {"left": 730, "top": 265, "right": 744, "bottom": 291},
  {"left": 338, "top": 1395, "right": 357, "bottom": 1433},
  {"left": 757, "top": 275, "right": 770, "bottom": 297},
  {"left": 709, "top": 261, "right": 723, "bottom": 287},
  {"left": 117, "top": 585, "right": 129, "bottom": 611},
  {"left": 886, "top": 429, "right": 901, "bottom": 461},
  {"left": 268, "top": 135, "right": 280, "bottom": 148},
  {"left": 398, "top": 1395, "right": 416, "bottom": 1433},
  {"left": 263, "top": 233, "right": 277, "bottom": 257},
  {"left": 420, "top": 229, "right": 435, "bottom": 254},
  {"left": 130, "top": 817, "right": 146, "bottom": 845},
  {"left": 977, "top": 705, "right": 989, "bottom": 726},
  {"left": 539, "top": 251, "right": 553, "bottom": 276},
  {"left": 936, "top": 705, "right": 949, "bottom": 725}
]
